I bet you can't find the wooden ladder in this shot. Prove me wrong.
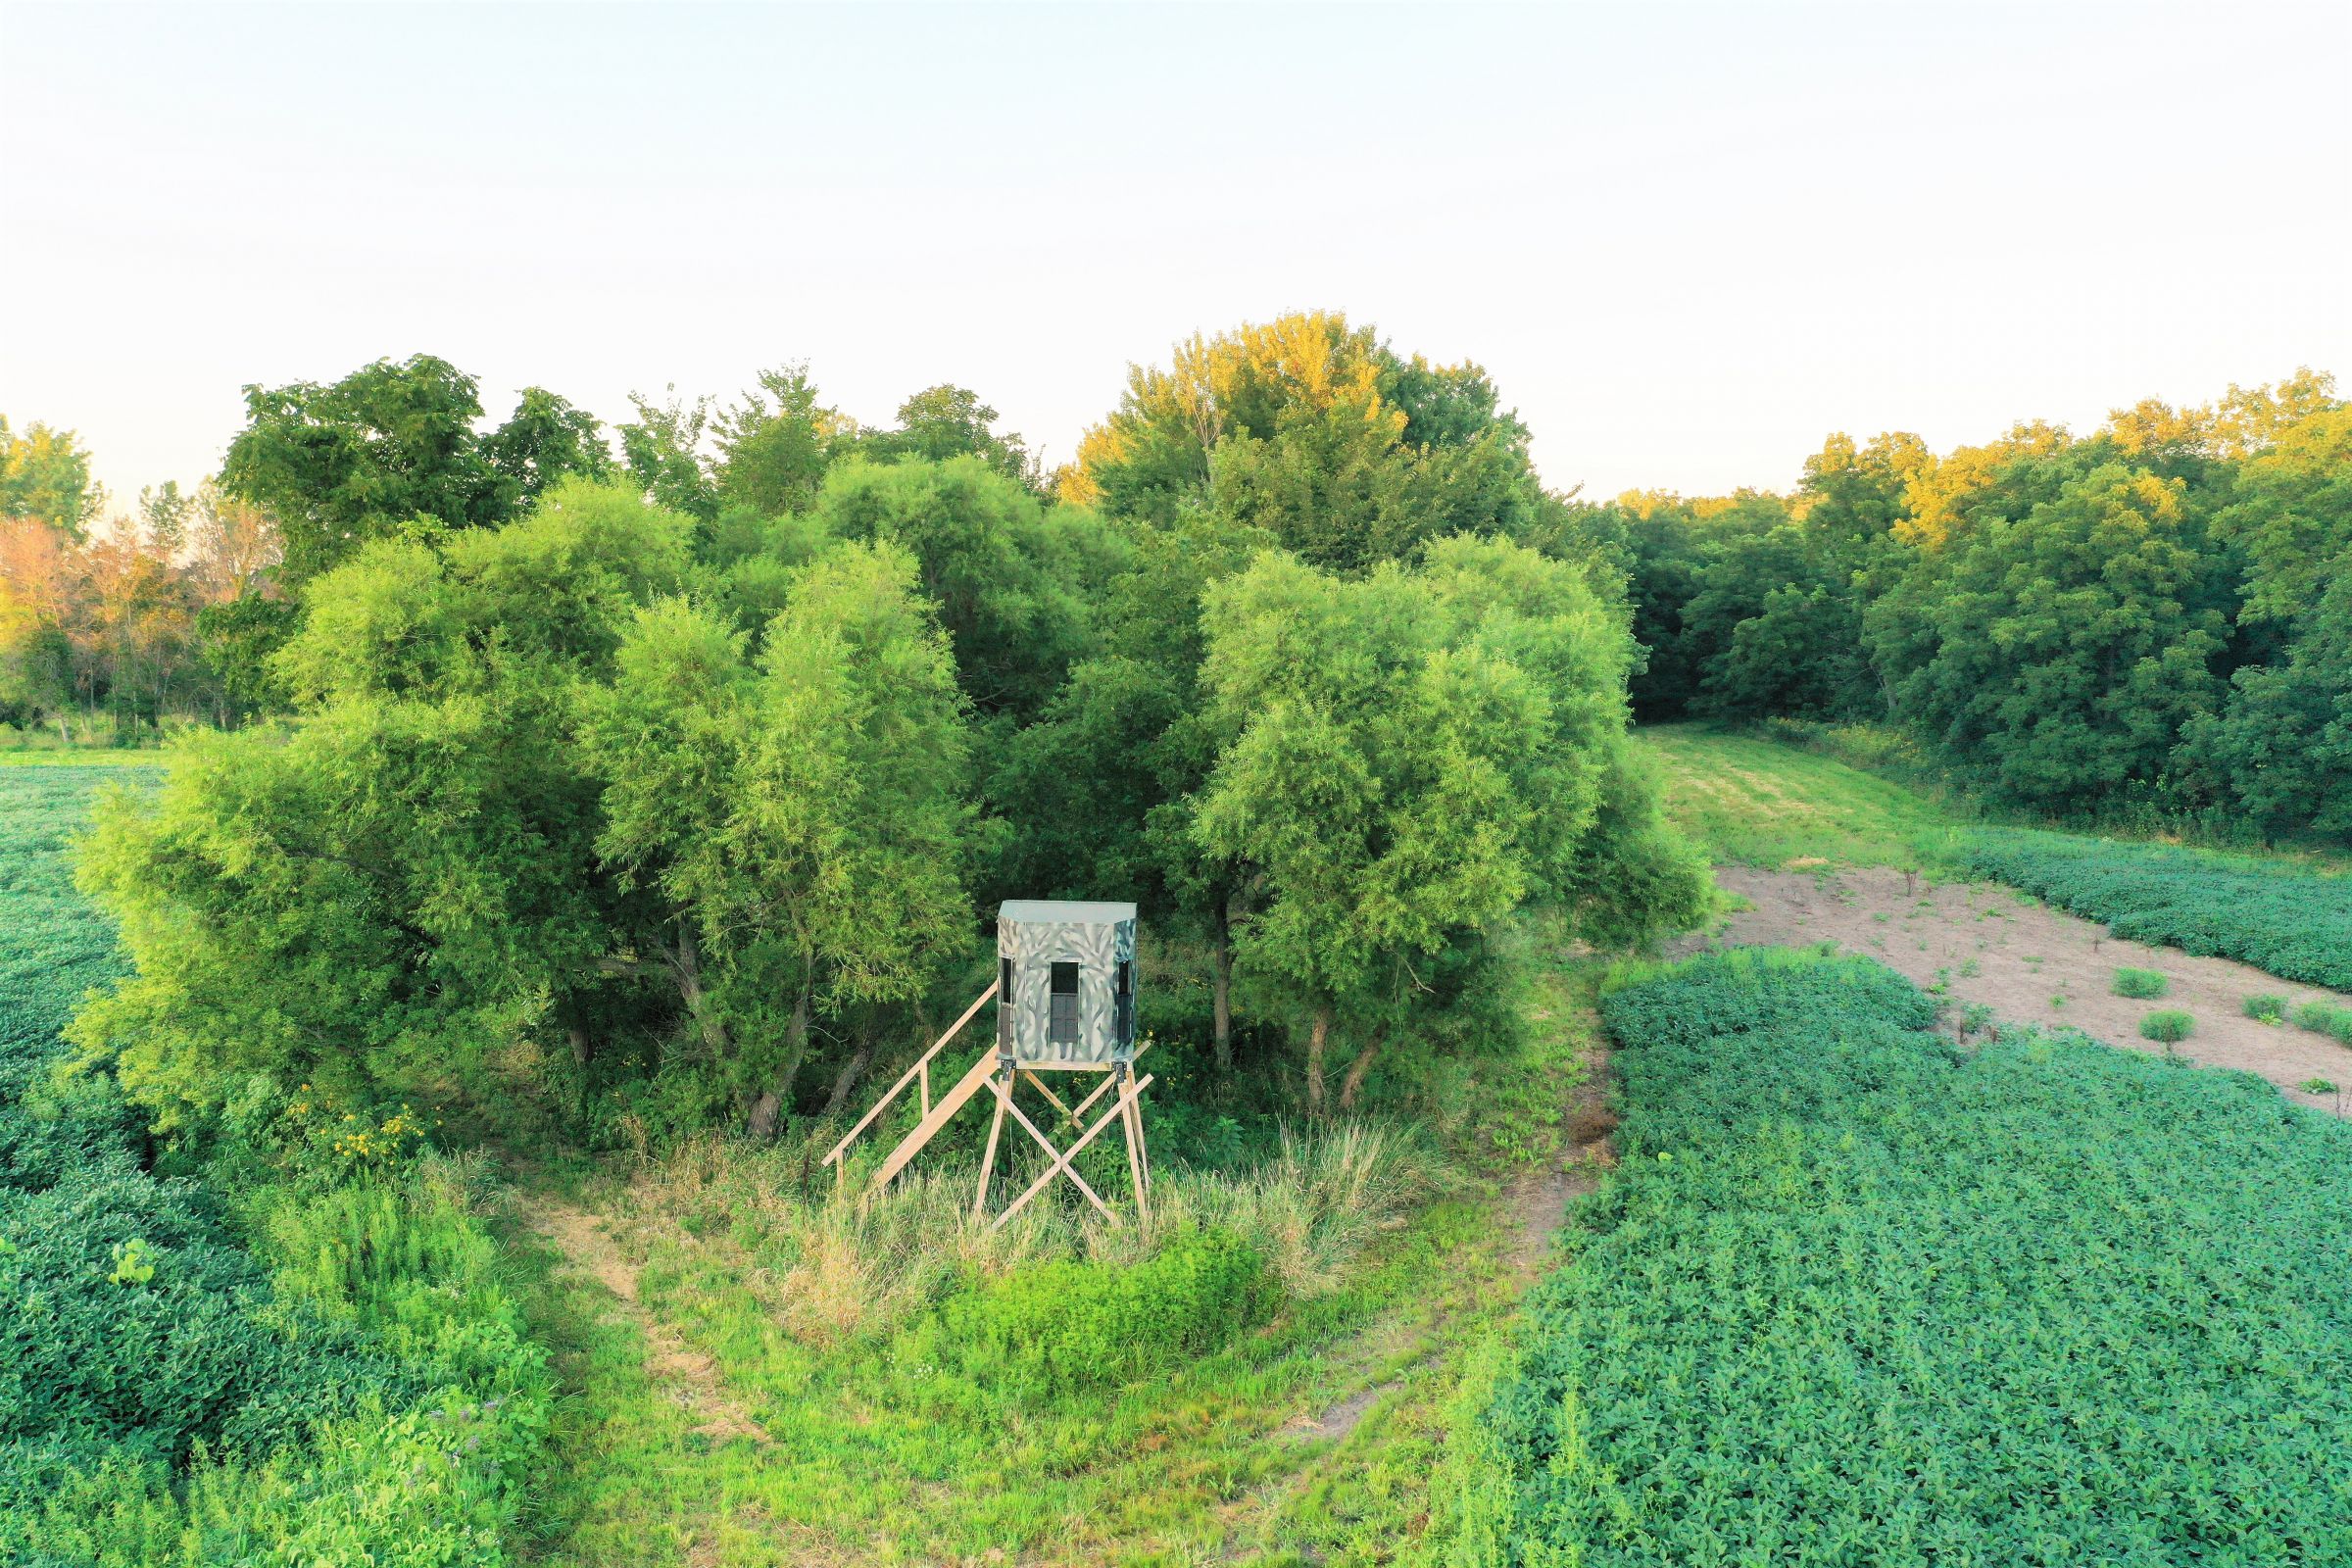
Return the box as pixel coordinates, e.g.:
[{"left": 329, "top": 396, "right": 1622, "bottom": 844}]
[{"left": 821, "top": 982, "right": 999, "bottom": 1199}]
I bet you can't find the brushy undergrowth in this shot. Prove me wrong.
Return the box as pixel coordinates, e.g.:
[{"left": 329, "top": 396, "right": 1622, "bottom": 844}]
[
  {"left": 2245, "top": 993, "right": 2288, "bottom": 1023},
  {"left": 2138, "top": 1008, "right": 2195, "bottom": 1044},
  {"left": 2110, "top": 965, "right": 2169, "bottom": 999},
  {"left": 1441, "top": 946, "right": 2352, "bottom": 1566},
  {"left": 1960, "top": 827, "right": 2352, "bottom": 990}
]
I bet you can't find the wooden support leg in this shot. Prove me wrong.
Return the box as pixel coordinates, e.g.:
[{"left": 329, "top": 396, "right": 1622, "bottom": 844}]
[
  {"left": 998, "top": 1088, "right": 1118, "bottom": 1224},
  {"left": 994, "top": 1074, "right": 1153, "bottom": 1232},
  {"left": 1122, "top": 1071, "right": 1152, "bottom": 1226},
  {"left": 974, "top": 1069, "right": 1009, "bottom": 1217},
  {"left": 1017, "top": 1069, "right": 1076, "bottom": 1126}
]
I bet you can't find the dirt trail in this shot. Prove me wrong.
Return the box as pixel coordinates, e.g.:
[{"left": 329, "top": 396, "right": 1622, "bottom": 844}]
[
  {"left": 1680, "top": 862, "right": 2352, "bottom": 1114},
  {"left": 512, "top": 1190, "right": 772, "bottom": 1446},
  {"left": 1297, "top": 1013, "right": 1618, "bottom": 1446}
]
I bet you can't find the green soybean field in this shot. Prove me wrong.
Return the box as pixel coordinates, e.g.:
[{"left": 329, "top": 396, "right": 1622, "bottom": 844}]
[
  {"left": 1960, "top": 828, "right": 2352, "bottom": 992},
  {"left": 1449, "top": 947, "right": 2352, "bottom": 1567}
]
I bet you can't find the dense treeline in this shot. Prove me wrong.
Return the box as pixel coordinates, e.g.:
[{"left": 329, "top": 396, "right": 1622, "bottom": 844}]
[
  {"left": 0, "top": 421, "right": 285, "bottom": 739},
  {"left": 62, "top": 314, "right": 1704, "bottom": 1162},
  {"left": 1607, "top": 371, "right": 2350, "bottom": 842}
]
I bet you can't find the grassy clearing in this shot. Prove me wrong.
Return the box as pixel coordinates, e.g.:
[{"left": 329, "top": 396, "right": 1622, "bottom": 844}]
[
  {"left": 517, "top": 952, "right": 1606, "bottom": 1566},
  {"left": 1633, "top": 724, "right": 1964, "bottom": 870},
  {"left": 1446, "top": 947, "right": 2352, "bottom": 1565}
]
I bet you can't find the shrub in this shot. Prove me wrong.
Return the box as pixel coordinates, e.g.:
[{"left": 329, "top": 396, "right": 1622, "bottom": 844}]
[
  {"left": 2139, "top": 1009, "right": 2195, "bottom": 1044},
  {"left": 2111, "top": 966, "right": 2169, "bottom": 1000},
  {"left": 2244, "top": 994, "right": 2288, "bottom": 1024}
]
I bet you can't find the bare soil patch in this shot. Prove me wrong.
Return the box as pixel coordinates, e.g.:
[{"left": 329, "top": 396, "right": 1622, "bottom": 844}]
[{"left": 1681, "top": 863, "right": 2352, "bottom": 1114}]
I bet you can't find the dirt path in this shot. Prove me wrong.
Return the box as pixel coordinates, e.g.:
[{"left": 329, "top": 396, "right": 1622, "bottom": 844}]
[
  {"left": 1681, "top": 862, "right": 2352, "bottom": 1114},
  {"left": 1293, "top": 1009, "right": 1619, "bottom": 1449},
  {"left": 512, "top": 1190, "right": 771, "bottom": 1446}
]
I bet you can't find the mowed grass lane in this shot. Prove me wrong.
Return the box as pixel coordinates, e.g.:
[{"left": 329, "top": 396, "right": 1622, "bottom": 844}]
[{"left": 1632, "top": 724, "right": 1962, "bottom": 870}]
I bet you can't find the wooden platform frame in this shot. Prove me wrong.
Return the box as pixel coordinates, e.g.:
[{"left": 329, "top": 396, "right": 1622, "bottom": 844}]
[{"left": 821, "top": 980, "right": 1152, "bottom": 1227}]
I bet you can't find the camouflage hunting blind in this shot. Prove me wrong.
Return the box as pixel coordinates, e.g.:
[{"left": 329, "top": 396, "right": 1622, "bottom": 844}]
[{"left": 997, "top": 900, "right": 1139, "bottom": 1068}]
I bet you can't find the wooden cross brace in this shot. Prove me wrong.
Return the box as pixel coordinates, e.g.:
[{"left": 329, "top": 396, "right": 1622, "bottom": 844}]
[{"left": 979, "top": 1069, "right": 1152, "bottom": 1231}]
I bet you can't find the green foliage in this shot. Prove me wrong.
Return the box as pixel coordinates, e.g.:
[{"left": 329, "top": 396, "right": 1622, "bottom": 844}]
[
  {"left": 1871, "top": 462, "right": 2234, "bottom": 811},
  {"left": 1191, "top": 537, "right": 1691, "bottom": 1107},
  {"left": 0, "top": 414, "right": 106, "bottom": 538},
  {"left": 805, "top": 456, "right": 1106, "bottom": 719},
  {"left": 1065, "top": 312, "right": 1541, "bottom": 569},
  {"left": 577, "top": 540, "right": 981, "bottom": 1127},
  {"left": 1960, "top": 828, "right": 2352, "bottom": 990},
  {"left": 1449, "top": 948, "right": 2352, "bottom": 1565},
  {"left": 2137, "top": 1008, "right": 2194, "bottom": 1043},
  {"left": 220, "top": 355, "right": 614, "bottom": 584},
  {"left": 916, "top": 1226, "right": 1272, "bottom": 1400},
  {"left": 1620, "top": 372, "right": 2352, "bottom": 842},
  {"left": 2244, "top": 992, "right": 2287, "bottom": 1023},
  {"left": 2110, "top": 965, "right": 2169, "bottom": 999}
]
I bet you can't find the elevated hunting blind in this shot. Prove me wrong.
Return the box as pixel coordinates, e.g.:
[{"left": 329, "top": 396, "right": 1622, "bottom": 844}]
[
  {"left": 823, "top": 899, "right": 1152, "bottom": 1228},
  {"left": 997, "top": 900, "right": 1138, "bottom": 1067}
]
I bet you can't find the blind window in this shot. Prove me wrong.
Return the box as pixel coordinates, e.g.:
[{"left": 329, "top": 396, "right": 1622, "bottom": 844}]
[{"left": 1049, "top": 961, "right": 1081, "bottom": 1045}]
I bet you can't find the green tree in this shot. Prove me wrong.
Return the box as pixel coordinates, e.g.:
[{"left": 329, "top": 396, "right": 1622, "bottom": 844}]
[
  {"left": 618, "top": 385, "right": 720, "bottom": 521},
  {"left": 219, "top": 355, "right": 509, "bottom": 583},
  {"left": 579, "top": 542, "right": 979, "bottom": 1136},
  {"left": 1192, "top": 539, "right": 1670, "bottom": 1112},
  {"left": 481, "top": 386, "right": 614, "bottom": 509},
  {"left": 807, "top": 457, "right": 1107, "bottom": 719},
  {"left": 714, "top": 364, "right": 848, "bottom": 518},
  {"left": 0, "top": 416, "right": 105, "bottom": 538},
  {"left": 1066, "top": 312, "right": 1540, "bottom": 570},
  {"left": 986, "top": 507, "right": 1269, "bottom": 1067},
  {"left": 72, "top": 478, "right": 694, "bottom": 1125},
  {"left": 1868, "top": 464, "right": 2233, "bottom": 812},
  {"left": 858, "top": 384, "right": 1040, "bottom": 489}
]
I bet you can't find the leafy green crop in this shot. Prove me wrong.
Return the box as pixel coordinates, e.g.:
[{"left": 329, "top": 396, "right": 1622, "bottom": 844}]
[
  {"left": 1455, "top": 947, "right": 2352, "bottom": 1565},
  {"left": 1960, "top": 827, "right": 2352, "bottom": 989}
]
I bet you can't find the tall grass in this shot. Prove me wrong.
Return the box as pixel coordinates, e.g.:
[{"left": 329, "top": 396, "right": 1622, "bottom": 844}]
[{"left": 616, "top": 1120, "right": 1438, "bottom": 1347}]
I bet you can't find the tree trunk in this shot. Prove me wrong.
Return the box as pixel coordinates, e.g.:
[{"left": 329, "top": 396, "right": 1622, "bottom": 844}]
[
  {"left": 1305, "top": 1004, "right": 1331, "bottom": 1118},
  {"left": 1210, "top": 893, "right": 1235, "bottom": 1074},
  {"left": 825, "top": 1037, "right": 878, "bottom": 1116},
  {"left": 1338, "top": 1037, "right": 1381, "bottom": 1112},
  {"left": 671, "top": 926, "right": 731, "bottom": 1064},
  {"left": 747, "top": 984, "right": 812, "bottom": 1141}
]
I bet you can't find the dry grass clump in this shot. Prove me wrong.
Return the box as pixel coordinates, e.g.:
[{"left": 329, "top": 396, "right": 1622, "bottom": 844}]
[{"left": 618, "top": 1120, "right": 1437, "bottom": 1346}]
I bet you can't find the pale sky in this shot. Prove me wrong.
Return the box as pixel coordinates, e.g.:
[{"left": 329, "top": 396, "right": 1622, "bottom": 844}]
[{"left": 4, "top": 1, "right": 2347, "bottom": 514}]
